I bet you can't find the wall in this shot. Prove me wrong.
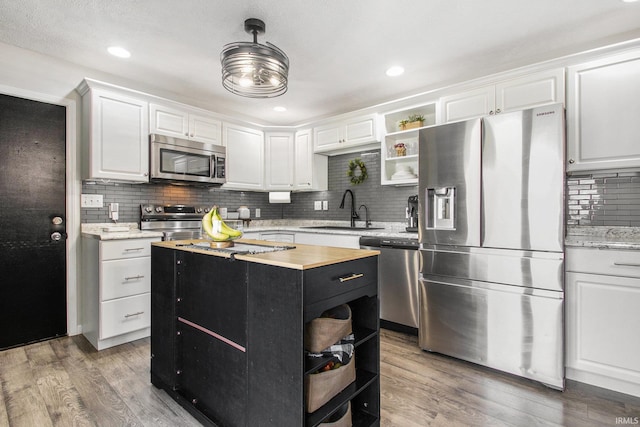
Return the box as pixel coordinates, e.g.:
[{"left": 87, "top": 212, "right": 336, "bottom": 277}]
[
  {"left": 567, "top": 171, "right": 640, "bottom": 226},
  {"left": 81, "top": 149, "right": 418, "bottom": 224}
]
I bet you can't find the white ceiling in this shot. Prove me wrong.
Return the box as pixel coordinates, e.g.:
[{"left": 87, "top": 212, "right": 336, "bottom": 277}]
[{"left": 1, "top": 0, "right": 640, "bottom": 126}]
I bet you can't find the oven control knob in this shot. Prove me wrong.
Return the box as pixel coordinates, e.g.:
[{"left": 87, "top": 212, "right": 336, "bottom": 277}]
[
  {"left": 155, "top": 207, "right": 163, "bottom": 213},
  {"left": 144, "top": 206, "right": 153, "bottom": 213},
  {"left": 204, "top": 207, "right": 210, "bottom": 213},
  {"left": 196, "top": 207, "right": 203, "bottom": 213}
]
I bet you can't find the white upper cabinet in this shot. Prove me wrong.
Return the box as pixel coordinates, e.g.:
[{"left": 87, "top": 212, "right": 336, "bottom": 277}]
[
  {"left": 313, "top": 113, "right": 380, "bottom": 154},
  {"left": 567, "top": 49, "right": 640, "bottom": 172},
  {"left": 77, "top": 80, "right": 150, "bottom": 183},
  {"left": 222, "top": 122, "right": 264, "bottom": 191},
  {"left": 264, "top": 129, "right": 328, "bottom": 192},
  {"left": 150, "top": 103, "right": 222, "bottom": 145},
  {"left": 441, "top": 69, "right": 565, "bottom": 123},
  {"left": 264, "top": 131, "right": 294, "bottom": 191},
  {"left": 294, "top": 129, "right": 328, "bottom": 191}
]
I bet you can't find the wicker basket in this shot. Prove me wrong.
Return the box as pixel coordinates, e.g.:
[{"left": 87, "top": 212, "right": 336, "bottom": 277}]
[
  {"left": 305, "top": 304, "right": 352, "bottom": 353},
  {"left": 320, "top": 402, "right": 352, "bottom": 427},
  {"left": 305, "top": 355, "right": 356, "bottom": 413}
]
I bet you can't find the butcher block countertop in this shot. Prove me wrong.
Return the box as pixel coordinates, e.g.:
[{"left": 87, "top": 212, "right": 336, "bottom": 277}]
[{"left": 152, "top": 238, "right": 380, "bottom": 270}]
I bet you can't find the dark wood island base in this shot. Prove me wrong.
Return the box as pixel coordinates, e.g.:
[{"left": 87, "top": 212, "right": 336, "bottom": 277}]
[{"left": 150, "top": 239, "right": 380, "bottom": 427}]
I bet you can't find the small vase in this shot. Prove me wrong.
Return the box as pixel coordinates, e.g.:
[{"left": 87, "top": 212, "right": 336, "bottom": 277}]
[{"left": 395, "top": 146, "right": 406, "bottom": 157}]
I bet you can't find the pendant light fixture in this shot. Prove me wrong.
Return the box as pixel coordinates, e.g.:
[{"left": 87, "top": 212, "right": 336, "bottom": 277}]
[{"left": 220, "top": 18, "right": 289, "bottom": 98}]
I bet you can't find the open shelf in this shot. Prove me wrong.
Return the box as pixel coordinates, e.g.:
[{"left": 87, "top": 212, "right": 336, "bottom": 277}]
[
  {"left": 381, "top": 101, "right": 437, "bottom": 186},
  {"left": 305, "top": 369, "right": 378, "bottom": 427}
]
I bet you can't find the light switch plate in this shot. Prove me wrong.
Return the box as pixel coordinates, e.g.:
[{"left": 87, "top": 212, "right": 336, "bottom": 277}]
[
  {"left": 314, "top": 201, "right": 322, "bottom": 210},
  {"left": 81, "top": 194, "right": 103, "bottom": 208},
  {"left": 255, "top": 208, "right": 261, "bottom": 218},
  {"left": 322, "top": 200, "right": 328, "bottom": 210}
]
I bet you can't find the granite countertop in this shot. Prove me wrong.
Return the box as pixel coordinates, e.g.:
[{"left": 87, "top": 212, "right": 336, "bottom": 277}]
[
  {"left": 81, "top": 223, "right": 164, "bottom": 240},
  {"left": 565, "top": 226, "right": 640, "bottom": 250},
  {"left": 80, "top": 220, "right": 417, "bottom": 241},
  {"left": 239, "top": 219, "right": 418, "bottom": 239},
  {"left": 152, "top": 238, "right": 380, "bottom": 270}
]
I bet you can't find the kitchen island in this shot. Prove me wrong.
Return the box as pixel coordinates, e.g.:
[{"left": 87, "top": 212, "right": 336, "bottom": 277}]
[{"left": 150, "top": 239, "right": 380, "bottom": 427}]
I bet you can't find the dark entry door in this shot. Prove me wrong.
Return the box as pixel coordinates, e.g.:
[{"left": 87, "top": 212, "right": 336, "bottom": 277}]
[{"left": 0, "top": 93, "right": 67, "bottom": 349}]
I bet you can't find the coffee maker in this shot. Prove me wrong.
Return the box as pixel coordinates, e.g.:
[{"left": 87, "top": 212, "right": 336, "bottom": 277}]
[{"left": 406, "top": 195, "right": 418, "bottom": 232}]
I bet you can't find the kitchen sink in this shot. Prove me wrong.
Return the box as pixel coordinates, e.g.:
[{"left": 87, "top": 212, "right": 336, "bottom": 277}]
[{"left": 302, "top": 225, "right": 384, "bottom": 230}]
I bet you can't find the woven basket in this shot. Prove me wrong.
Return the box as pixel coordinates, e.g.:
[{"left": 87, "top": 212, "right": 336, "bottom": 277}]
[
  {"left": 320, "top": 402, "right": 352, "bottom": 427},
  {"left": 305, "top": 304, "right": 352, "bottom": 353},
  {"left": 305, "top": 355, "right": 356, "bottom": 413}
]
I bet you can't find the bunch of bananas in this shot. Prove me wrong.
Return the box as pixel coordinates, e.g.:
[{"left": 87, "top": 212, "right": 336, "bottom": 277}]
[{"left": 201, "top": 206, "right": 243, "bottom": 241}]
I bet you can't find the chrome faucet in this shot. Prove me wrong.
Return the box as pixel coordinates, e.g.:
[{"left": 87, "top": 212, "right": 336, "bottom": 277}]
[
  {"left": 358, "top": 204, "right": 372, "bottom": 228},
  {"left": 339, "top": 189, "right": 359, "bottom": 228}
]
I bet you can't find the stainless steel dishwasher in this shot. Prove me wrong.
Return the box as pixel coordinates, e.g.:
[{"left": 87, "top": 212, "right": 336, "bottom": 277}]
[{"left": 359, "top": 236, "right": 419, "bottom": 334}]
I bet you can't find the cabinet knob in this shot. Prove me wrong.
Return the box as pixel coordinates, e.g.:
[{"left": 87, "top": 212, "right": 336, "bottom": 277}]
[
  {"left": 489, "top": 110, "right": 495, "bottom": 115},
  {"left": 495, "top": 108, "right": 501, "bottom": 114},
  {"left": 568, "top": 159, "right": 575, "bottom": 164},
  {"left": 185, "top": 132, "right": 189, "bottom": 136}
]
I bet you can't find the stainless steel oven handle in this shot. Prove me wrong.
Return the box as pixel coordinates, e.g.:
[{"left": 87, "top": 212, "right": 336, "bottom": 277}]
[{"left": 211, "top": 155, "right": 216, "bottom": 180}]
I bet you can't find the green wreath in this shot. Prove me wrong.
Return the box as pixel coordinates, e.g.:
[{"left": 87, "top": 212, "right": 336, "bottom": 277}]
[{"left": 347, "top": 158, "right": 368, "bottom": 185}]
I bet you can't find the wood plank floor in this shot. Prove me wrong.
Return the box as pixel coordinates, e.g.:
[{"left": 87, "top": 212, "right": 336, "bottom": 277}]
[{"left": 1, "top": 329, "right": 638, "bottom": 426}]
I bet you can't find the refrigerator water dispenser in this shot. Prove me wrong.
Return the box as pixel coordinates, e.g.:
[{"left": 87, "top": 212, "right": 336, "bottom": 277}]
[{"left": 426, "top": 187, "right": 455, "bottom": 230}]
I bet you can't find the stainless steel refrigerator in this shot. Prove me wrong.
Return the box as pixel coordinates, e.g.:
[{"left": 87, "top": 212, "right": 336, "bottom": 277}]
[{"left": 418, "top": 103, "right": 565, "bottom": 389}]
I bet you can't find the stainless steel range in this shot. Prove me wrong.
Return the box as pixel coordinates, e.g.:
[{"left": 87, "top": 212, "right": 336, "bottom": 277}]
[{"left": 140, "top": 204, "right": 209, "bottom": 241}]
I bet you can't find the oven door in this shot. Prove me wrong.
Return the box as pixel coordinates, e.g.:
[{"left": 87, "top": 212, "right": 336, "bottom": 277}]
[{"left": 150, "top": 135, "right": 225, "bottom": 184}]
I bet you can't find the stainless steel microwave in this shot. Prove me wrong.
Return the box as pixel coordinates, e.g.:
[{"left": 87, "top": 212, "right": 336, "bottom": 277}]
[{"left": 150, "top": 134, "right": 226, "bottom": 185}]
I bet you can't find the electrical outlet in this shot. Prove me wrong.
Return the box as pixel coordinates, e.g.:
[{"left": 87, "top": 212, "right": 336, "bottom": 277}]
[
  {"left": 314, "top": 201, "right": 322, "bottom": 210},
  {"left": 255, "top": 208, "right": 261, "bottom": 218},
  {"left": 81, "top": 194, "right": 103, "bottom": 208},
  {"left": 322, "top": 200, "right": 328, "bottom": 210}
]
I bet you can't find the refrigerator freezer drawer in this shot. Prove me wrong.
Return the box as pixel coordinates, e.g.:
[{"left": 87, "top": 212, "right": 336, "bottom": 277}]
[
  {"left": 420, "top": 247, "right": 564, "bottom": 292},
  {"left": 419, "top": 277, "right": 564, "bottom": 389}
]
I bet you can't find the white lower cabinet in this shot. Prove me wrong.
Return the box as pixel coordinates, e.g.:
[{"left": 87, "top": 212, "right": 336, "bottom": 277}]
[
  {"left": 294, "top": 232, "right": 360, "bottom": 249},
  {"left": 82, "top": 236, "right": 160, "bottom": 350},
  {"left": 565, "top": 247, "right": 640, "bottom": 397},
  {"left": 258, "top": 232, "right": 295, "bottom": 243}
]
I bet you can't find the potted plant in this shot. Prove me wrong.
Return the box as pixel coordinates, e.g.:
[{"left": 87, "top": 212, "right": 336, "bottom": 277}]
[
  {"left": 394, "top": 142, "right": 407, "bottom": 156},
  {"left": 399, "top": 114, "right": 426, "bottom": 130}
]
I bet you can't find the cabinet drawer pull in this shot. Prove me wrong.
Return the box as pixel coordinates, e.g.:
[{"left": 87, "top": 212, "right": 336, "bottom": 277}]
[
  {"left": 124, "top": 275, "right": 144, "bottom": 280},
  {"left": 613, "top": 262, "right": 640, "bottom": 268},
  {"left": 339, "top": 273, "right": 364, "bottom": 283},
  {"left": 124, "top": 247, "right": 144, "bottom": 252},
  {"left": 124, "top": 311, "right": 144, "bottom": 318}
]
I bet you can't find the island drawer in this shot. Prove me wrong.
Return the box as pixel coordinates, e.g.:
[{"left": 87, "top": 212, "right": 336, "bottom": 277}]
[{"left": 304, "top": 256, "right": 377, "bottom": 305}]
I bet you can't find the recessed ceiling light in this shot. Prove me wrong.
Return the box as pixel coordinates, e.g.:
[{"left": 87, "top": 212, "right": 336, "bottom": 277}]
[
  {"left": 107, "top": 46, "right": 131, "bottom": 58},
  {"left": 622, "top": 0, "right": 638, "bottom": 3},
  {"left": 386, "top": 66, "right": 405, "bottom": 77},
  {"left": 274, "top": 106, "right": 287, "bottom": 112}
]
